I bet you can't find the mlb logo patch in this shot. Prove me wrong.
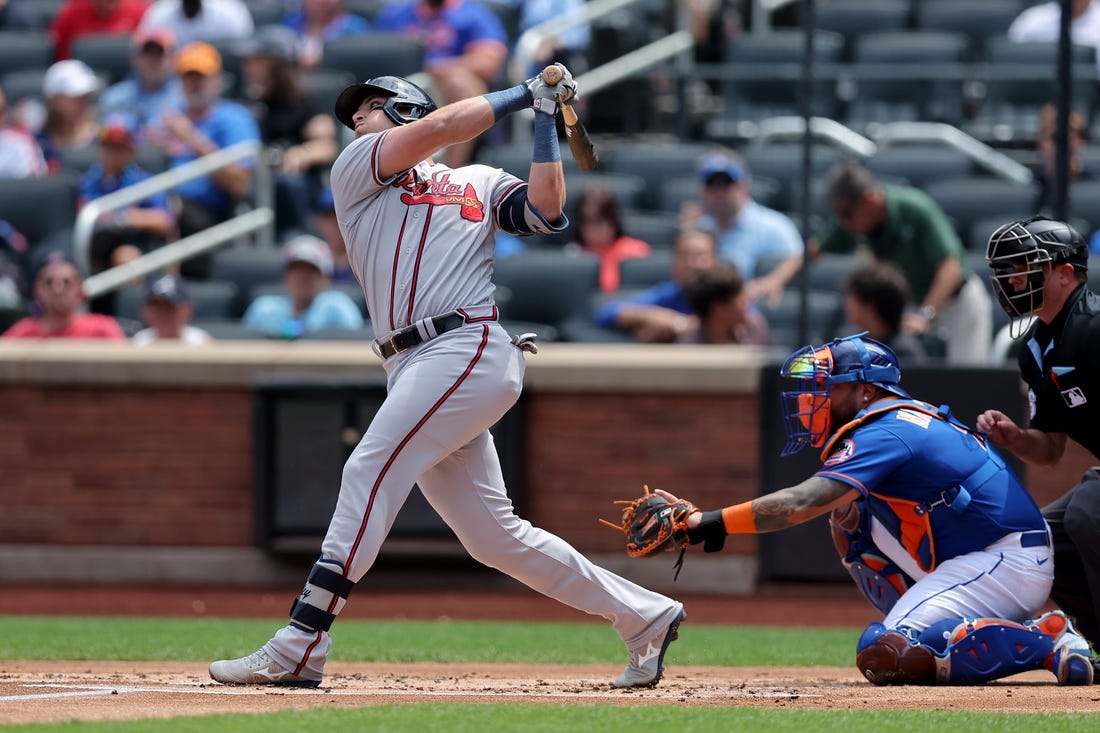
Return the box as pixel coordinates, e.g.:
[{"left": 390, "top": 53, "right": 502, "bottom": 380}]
[{"left": 1061, "top": 387, "right": 1088, "bottom": 408}]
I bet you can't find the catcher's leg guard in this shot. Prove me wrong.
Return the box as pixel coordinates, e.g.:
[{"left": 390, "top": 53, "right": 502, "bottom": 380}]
[
  {"left": 913, "top": 616, "right": 1055, "bottom": 684},
  {"left": 831, "top": 500, "right": 913, "bottom": 615},
  {"left": 855, "top": 622, "right": 938, "bottom": 685},
  {"left": 289, "top": 558, "right": 355, "bottom": 633}
]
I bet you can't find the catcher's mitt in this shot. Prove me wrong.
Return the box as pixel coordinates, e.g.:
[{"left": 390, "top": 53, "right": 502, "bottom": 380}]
[{"left": 599, "top": 486, "right": 699, "bottom": 579}]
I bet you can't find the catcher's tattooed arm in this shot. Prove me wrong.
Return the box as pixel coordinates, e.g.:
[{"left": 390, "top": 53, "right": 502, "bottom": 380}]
[{"left": 656, "top": 477, "right": 858, "bottom": 546}]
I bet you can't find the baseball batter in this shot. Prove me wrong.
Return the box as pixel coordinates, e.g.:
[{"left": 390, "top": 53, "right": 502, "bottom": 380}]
[
  {"left": 209, "top": 67, "right": 684, "bottom": 688},
  {"left": 655, "top": 334, "right": 1093, "bottom": 685}
]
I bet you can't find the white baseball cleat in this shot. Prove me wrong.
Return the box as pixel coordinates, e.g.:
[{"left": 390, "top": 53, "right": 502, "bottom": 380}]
[
  {"left": 209, "top": 646, "right": 322, "bottom": 688},
  {"left": 611, "top": 605, "right": 685, "bottom": 688}
]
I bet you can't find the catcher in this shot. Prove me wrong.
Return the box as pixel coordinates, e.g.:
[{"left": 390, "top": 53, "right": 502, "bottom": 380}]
[{"left": 604, "top": 333, "right": 1095, "bottom": 685}]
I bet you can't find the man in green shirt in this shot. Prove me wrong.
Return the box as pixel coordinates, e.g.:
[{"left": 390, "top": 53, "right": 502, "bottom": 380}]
[{"left": 813, "top": 160, "right": 992, "bottom": 365}]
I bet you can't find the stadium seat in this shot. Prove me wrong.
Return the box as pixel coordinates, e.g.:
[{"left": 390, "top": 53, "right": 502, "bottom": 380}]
[
  {"left": 0, "top": 68, "right": 47, "bottom": 107},
  {"left": 491, "top": 251, "right": 600, "bottom": 337},
  {"left": 968, "top": 39, "right": 1097, "bottom": 144},
  {"left": 756, "top": 289, "right": 845, "bottom": 350},
  {"left": 562, "top": 172, "right": 648, "bottom": 211},
  {"left": 619, "top": 250, "right": 674, "bottom": 288},
  {"left": 741, "top": 143, "right": 843, "bottom": 213},
  {"left": 923, "top": 177, "right": 1036, "bottom": 245},
  {"left": 0, "top": 31, "right": 54, "bottom": 75},
  {"left": 847, "top": 30, "right": 970, "bottom": 130},
  {"left": 914, "top": 0, "right": 1025, "bottom": 61},
  {"left": 114, "top": 279, "right": 241, "bottom": 321},
  {"left": 603, "top": 140, "right": 718, "bottom": 210},
  {"left": 71, "top": 33, "right": 135, "bottom": 85},
  {"left": 1067, "top": 181, "right": 1100, "bottom": 237},
  {"left": 801, "top": 0, "right": 911, "bottom": 61},
  {"left": 621, "top": 210, "right": 680, "bottom": 250},
  {"left": 863, "top": 145, "right": 976, "bottom": 189},
  {"left": 243, "top": 0, "right": 286, "bottom": 26},
  {"left": 712, "top": 29, "right": 845, "bottom": 126},
  {"left": 799, "top": 253, "right": 862, "bottom": 292},
  {"left": 209, "top": 246, "right": 289, "bottom": 315},
  {"left": 320, "top": 33, "right": 424, "bottom": 81},
  {"left": 301, "top": 68, "right": 357, "bottom": 118},
  {"left": 0, "top": 176, "right": 79, "bottom": 254}
]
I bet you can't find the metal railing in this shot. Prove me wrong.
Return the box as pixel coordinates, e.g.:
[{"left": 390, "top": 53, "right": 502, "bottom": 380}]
[
  {"left": 874, "top": 122, "right": 1034, "bottom": 185},
  {"left": 751, "top": 116, "right": 877, "bottom": 158},
  {"left": 76, "top": 140, "right": 274, "bottom": 300}
]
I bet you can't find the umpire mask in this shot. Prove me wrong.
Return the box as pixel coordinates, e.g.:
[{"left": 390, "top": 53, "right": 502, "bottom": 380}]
[{"left": 986, "top": 216, "right": 1088, "bottom": 323}]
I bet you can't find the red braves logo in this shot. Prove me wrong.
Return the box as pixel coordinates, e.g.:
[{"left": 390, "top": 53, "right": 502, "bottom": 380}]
[
  {"left": 824, "top": 438, "right": 856, "bottom": 466},
  {"left": 399, "top": 172, "right": 484, "bottom": 222}
]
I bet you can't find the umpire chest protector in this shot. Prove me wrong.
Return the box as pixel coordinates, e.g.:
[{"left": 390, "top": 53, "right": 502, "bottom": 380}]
[{"left": 1019, "top": 285, "right": 1100, "bottom": 459}]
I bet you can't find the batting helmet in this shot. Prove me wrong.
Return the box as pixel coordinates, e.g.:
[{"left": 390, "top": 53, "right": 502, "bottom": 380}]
[
  {"left": 778, "top": 333, "right": 908, "bottom": 455},
  {"left": 334, "top": 76, "right": 437, "bottom": 131},
  {"left": 986, "top": 216, "right": 1088, "bottom": 318}
]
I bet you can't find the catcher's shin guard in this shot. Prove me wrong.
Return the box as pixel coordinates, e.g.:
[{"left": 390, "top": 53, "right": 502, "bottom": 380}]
[
  {"left": 289, "top": 558, "right": 355, "bottom": 633},
  {"left": 855, "top": 622, "right": 938, "bottom": 685},
  {"left": 830, "top": 500, "right": 912, "bottom": 615},
  {"left": 913, "top": 616, "right": 1057, "bottom": 684}
]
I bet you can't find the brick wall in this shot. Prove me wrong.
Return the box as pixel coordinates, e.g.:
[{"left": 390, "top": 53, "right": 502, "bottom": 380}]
[
  {"left": 0, "top": 386, "right": 254, "bottom": 546},
  {"left": 1, "top": 384, "right": 1094, "bottom": 555}
]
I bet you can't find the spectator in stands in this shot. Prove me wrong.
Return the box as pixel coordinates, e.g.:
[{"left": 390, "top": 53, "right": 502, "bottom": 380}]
[
  {"left": 0, "top": 88, "right": 48, "bottom": 179},
  {"left": 593, "top": 227, "right": 718, "bottom": 343},
  {"left": 2, "top": 250, "right": 126, "bottom": 339},
  {"left": 682, "top": 263, "right": 771, "bottom": 345},
  {"left": 841, "top": 261, "right": 929, "bottom": 363},
  {"left": 312, "top": 187, "right": 354, "bottom": 284},
  {"left": 374, "top": 0, "right": 508, "bottom": 167},
  {"left": 279, "top": 0, "right": 370, "bottom": 69},
  {"left": 98, "top": 27, "right": 185, "bottom": 131},
  {"left": 242, "top": 234, "right": 363, "bottom": 338},
  {"left": 35, "top": 59, "right": 102, "bottom": 174},
  {"left": 138, "top": 0, "right": 254, "bottom": 46},
  {"left": 0, "top": 0, "right": 46, "bottom": 30},
  {"left": 812, "top": 159, "right": 992, "bottom": 366},
  {"left": 1033, "top": 102, "right": 1095, "bottom": 215},
  {"left": 565, "top": 187, "right": 650, "bottom": 293},
  {"left": 1008, "top": 0, "right": 1100, "bottom": 50},
  {"left": 679, "top": 151, "right": 803, "bottom": 305},
  {"left": 49, "top": 0, "right": 148, "bottom": 60},
  {"left": 0, "top": 220, "right": 29, "bottom": 309},
  {"left": 149, "top": 41, "right": 259, "bottom": 276},
  {"left": 78, "top": 113, "right": 175, "bottom": 287},
  {"left": 514, "top": 0, "right": 591, "bottom": 77},
  {"left": 235, "top": 25, "right": 338, "bottom": 237},
  {"left": 131, "top": 272, "right": 213, "bottom": 344}
]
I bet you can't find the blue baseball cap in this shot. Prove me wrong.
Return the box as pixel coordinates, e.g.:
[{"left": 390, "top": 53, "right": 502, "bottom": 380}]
[
  {"left": 145, "top": 273, "right": 190, "bottom": 306},
  {"left": 698, "top": 152, "right": 746, "bottom": 184}
]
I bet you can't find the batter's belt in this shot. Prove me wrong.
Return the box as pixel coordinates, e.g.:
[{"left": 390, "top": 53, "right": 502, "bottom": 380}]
[{"left": 374, "top": 311, "right": 467, "bottom": 358}]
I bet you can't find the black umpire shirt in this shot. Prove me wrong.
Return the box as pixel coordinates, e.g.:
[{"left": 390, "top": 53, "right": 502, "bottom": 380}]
[{"left": 1018, "top": 283, "right": 1100, "bottom": 459}]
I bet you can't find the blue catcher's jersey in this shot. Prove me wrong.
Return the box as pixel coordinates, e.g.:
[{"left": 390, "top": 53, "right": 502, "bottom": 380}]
[{"left": 815, "top": 399, "right": 1046, "bottom": 574}]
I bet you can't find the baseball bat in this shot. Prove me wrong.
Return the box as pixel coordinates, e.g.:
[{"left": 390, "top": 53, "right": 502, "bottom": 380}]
[{"left": 542, "top": 64, "right": 598, "bottom": 171}]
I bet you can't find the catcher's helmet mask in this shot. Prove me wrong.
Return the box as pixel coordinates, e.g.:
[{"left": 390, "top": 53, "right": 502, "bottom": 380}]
[
  {"left": 778, "top": 333, "right": 907, "bottom": 456},
  {"left": 986, "top": 215, "right": 1088, "bottom": 322},
  {"left": 334, "top": 75, "right": 437, "bottom": 131}
]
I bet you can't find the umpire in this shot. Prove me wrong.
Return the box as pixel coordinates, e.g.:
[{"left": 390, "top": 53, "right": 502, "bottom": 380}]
[{"left": 978, "top": 216, "right": 1100, "bottom": 679}]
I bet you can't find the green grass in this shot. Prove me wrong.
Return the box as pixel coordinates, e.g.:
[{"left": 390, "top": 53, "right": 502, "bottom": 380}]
[
  {"left": 2, "top": 617, "right": 1095, "bottom": 732},
  {"left": 0, "top": 616, "right": 855, "bottom": 667},
  {"left": 3, "top": 706, "right": 1098, "bottom": 733}
]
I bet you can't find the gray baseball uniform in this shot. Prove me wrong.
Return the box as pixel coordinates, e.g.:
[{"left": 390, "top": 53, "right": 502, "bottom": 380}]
[{"left": 261, "top": 129, "right": 683, "bottom": 679}]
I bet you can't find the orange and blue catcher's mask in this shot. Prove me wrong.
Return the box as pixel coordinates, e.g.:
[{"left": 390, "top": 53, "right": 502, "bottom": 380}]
[
  {"left": 779, "top": 344, "right": 836, "bottom": 456},
  {"left": 778, "top": 333, "right": 907, "bottom": 456}
]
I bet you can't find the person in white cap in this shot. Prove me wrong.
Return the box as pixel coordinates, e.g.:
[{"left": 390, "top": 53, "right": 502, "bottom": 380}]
[
  {"left": 242, "top": 234, "right": 364, "bottom": 338},
  {"left": 132, "top": 272, "right": 213, "bottom": 345},
  {"left": 36, "top": 59, "right": 102, "bottom": 173}
]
